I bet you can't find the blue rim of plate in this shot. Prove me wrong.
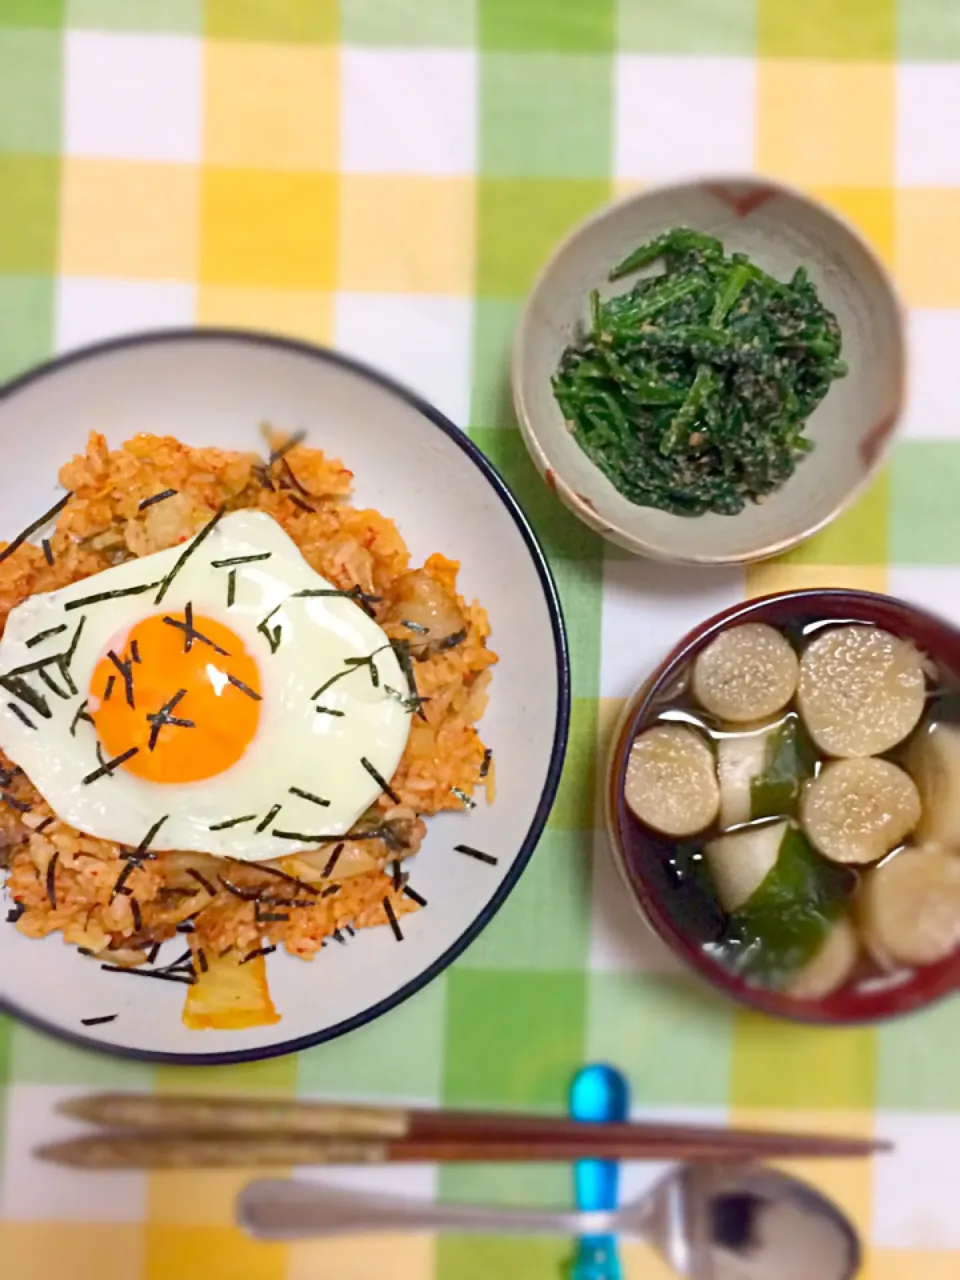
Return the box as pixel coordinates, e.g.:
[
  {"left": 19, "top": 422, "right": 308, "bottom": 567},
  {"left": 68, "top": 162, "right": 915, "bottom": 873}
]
[{"left": 0, "top": 328, "right": 571, "bottom": 1066}]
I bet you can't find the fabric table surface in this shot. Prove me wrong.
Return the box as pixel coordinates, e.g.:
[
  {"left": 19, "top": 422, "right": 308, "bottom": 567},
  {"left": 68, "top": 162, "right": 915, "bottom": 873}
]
[{"left": 1, "top": 2, "right": 959, "bottom": 1277}]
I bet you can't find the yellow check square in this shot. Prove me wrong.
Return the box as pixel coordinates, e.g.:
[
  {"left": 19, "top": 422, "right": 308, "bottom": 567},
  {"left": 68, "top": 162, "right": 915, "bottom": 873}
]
[
  {"left": 198, "top": 286, "right": 334, "bottom": 344},
  {"left": 808, "top": 186, "right": 894, "bottom": 268},
  {"left": 896, "top": 189, "right": 960, "bottom": 307},
  {"left": 288, "top": 1236, "right": 436, "bottom": 1280},
  {"left": 200, "top": 168, "right": 338, "bottom": 289},
  {"left": 746, "top": 563, "right": 888, "bottom": 598},
  {"left": 145, "top": 1224, "right": 287, "bottom": 1280},
  {"left": 60, "top": 158, "right": 199, "bottom": 279},
  {"left": 204, "top": 41, "right": 338, "bottom": 171},
  {"left": 757, "top": 61, "right": 894, "bottom": 187},
  {"left": 0, "top": 1222, "right": 145, "bottom": 1280},
  {"left": 338, "top": 175, "right": 475, "bottom": 294}
]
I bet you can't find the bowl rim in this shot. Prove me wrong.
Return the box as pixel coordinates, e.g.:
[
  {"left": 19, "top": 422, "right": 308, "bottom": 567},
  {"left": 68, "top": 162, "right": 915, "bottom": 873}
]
[
  {"left": 605, "top": 587, "right": 960, "bottom": 1026},
  {"left": 0, "top": 326, "right": 572, "bottom": 1065},
  {"left": 512, "top": 172, "right": 908, "bottom": 566}
]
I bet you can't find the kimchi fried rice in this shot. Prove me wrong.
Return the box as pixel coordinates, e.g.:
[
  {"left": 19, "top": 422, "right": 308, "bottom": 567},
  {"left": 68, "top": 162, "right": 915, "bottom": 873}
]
[{"left": 0, "top": 431, "right": 496, "bottom": 1023}]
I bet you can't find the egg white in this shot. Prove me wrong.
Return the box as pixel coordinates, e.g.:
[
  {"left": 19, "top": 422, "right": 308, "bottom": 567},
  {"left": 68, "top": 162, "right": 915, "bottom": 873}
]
[{"left": 0, "top": 511, "right": 412, "bottom": 861}]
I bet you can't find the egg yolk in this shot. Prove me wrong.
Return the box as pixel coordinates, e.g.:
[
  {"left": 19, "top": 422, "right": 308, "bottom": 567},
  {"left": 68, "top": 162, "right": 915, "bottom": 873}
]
[{"left": 89, "top": 611, "right": 262, "bottom": 785}]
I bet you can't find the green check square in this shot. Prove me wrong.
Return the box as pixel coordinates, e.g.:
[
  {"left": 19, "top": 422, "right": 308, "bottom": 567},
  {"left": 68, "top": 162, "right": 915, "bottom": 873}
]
[
  {"left": 9, "top": 1022, "right": 153, "bottom": 1087},
  {"left": 619, "top": 0, "right": 755, "bottom": 54},
  {"left": 468, "top": 427, "right": 603, "bottom": 560},
  {"left": 204, "top": 0, "right": 337, "bottom": 41},
  {"left": 900, "top": 0, "right": 960, "bottom": 57},
  {"left": 68, "top": 0, "right": 202, "bottom": 31},
  {"left": 732, "top": 1011, "right": 876, "bottom": 1109},
  {"left": 758, "top": 0, "right": 895, "bottom": 59},
  {"left": 455, "top": 829, "right": 592, "bottom": 971},
  {"left": 548, "top": 697, "right": 598, "bottom": 830},
  {"left": 341, "top": 0, "right": 476, "bottom": 45},
  {"left": 0, "top": 0, "right": 63, "bottom": 25},
  {"left": 471, "top": 298, "right": 520, "bottom": 429},
  {"left": 480, "top": 0, "right": 614, "bottom": 52},
  {"left": 586, "top": 973, "right": 733, "bottom": 1106},
  {"left": 877, "top": 999, "right": 960, "bottom": 1110},
  {"left": 477, "top": 176, "right": 610, "bottom": 297},
  {"left": 891, "top": 442, "right": 960, "bottom": 564},
  {"left": 0, "top": 29, "right": 61, "bottom": 155},
  {"left": 438, "top": 1237, "right": 570, "bottom": 1280},
  {"left": 158, "top": 1056, "right": 296, "bottom": 1096},
  {"left": 0, "top": 155, "right": 59, "bottom": 274},
  {"left": 0, "top": 1014, "right": 10, "bottom": 1088},
  {"left": 779, "top": 467, "right": 888, "bottom": 566},
  {"left": 440, "top": 1162, "right": 570, "bottom": 1209},
  {"left": 443, "top": 969, "right": 585, "bottom": 1108},
  {"left": 0, "top": 277, "right": 54, "bottom": 381},
  {"left": 551, "top": 556, "right": 601, "bottom": 698},
  {"left": 298, "top": 977, "right": 446, "bottom": 1100},
  {"left": 480, "top": 53, "right": 611, "bottom": 179}
]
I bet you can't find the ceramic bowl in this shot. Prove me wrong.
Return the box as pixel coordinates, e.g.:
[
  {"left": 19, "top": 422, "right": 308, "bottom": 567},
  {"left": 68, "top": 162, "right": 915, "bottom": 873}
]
[
  {"left": 607, "top": 589, "right": 960, "bottom": 1025},
  {"left": 513, "top": 176, "right": 905, "bottom": 565},
  {"left": 0, "top": 330, "right": 570, "bottom": 1063}
]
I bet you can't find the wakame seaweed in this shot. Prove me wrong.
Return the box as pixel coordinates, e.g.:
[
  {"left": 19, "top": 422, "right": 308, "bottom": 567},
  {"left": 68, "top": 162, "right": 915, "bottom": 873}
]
[{"left": 552, "top": 228, "right": 847, "bottom": 517}]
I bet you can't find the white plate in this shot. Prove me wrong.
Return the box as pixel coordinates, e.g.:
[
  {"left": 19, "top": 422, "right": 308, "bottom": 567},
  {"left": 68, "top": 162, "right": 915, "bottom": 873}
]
[{"left": 0, "top": 331, "right": 569, "bottom": 1063}]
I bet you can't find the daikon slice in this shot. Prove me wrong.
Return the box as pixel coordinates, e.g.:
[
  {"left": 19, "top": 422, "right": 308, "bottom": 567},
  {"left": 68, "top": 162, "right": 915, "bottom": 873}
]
[
  {"left": 907, "top": 721, "right": 960, "bottom": 847},
  {"left": 859, "top": 847, "right": 960, "bottom": 966},
  {"left": 800, "top": 757, "right": 920, "bottom": 864},
  {"left": 624, "top": 724, "right": 718, "bottom": 837},
  {"left": 692, "top": 623, "right": 799, "bottom": 723},
  {"left": 718, "top": 715, "right": 814, "bottom": 828},
  {"left": 797, "top": 625, "right": 926, "bottom": 758},
  {"left": 705, "top": 819, "right": 789, "bottom": 913},
  {"left": 787, "top": 914, "right": 858, "bottom": 1000}
]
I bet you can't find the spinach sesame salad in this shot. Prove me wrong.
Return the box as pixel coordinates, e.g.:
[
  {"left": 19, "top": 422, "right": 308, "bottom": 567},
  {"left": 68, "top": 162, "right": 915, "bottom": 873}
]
[{"left": 551, "top": 227, "right": 848, "bottom": 517}]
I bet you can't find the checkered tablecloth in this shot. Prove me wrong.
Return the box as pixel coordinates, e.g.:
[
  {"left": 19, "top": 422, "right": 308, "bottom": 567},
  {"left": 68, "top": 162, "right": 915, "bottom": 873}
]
[{"left": 1, "top": 1, "right": 959, "bottom": 1277}]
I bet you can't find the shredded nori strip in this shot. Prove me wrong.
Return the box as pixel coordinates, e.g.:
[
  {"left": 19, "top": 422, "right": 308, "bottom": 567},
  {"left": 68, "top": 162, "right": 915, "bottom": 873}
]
[
  {"left": 451, "top": 786, "right": 476, "bottom": 809},
  {"left": 331, "top": 928, "right": 347, "bottom": 945},
  {"left": 293, "top": 586, "right": 382, "bottom": 609},
  {"left": 227, "top": 672, "right": 261, "bottom": 701},
  {"left": 69, "top": 700, "right": 92, "bottom": 736},
  {"left": 146, "top": 941, "right": 163, "bottom": 965},
  {"left": 227, "top": 568, "right": 236, "bottom": 608},
  {"left": 130, "top": 639, "right": 141, "bottom": 664},
  {"left": 288, "top": 786, "right": 329, "bottom": 808},
  {"left": 1, "top": 675, "right": 51, "bottom": 719},
  {"left": 146, "top": 688, "right": 194, "bottom": 750},
  {"left": 41, "top": 538, "right": 54, "bottom": 566},
  {"left": 434, "top": 628, "right": 467, "bottom": 652},
  {"left": 175, "top": 919, "right": 196, "bottom": 934},
  {"left": 360, "top": 756, "right": 400, "bottom": 804},
  {"left": 257, "top": 604, "right": 283, "bottom": 654},
  {"left": 210, "top": 552, "right": 272, "bottom": 568},
  {"left": 243, "top": 859, "right": 319, "bottom": 895},
  {"left": 389, "top": 639, "right": 426, "bottom": 720},
  {"left": 154, "top": 506, "right": 226, "bottom": 605},
  {"left": 257, "top": 911, "right": 290, "bottom": 923},
  {"left": 65, "top": 581, "right": 160, "bottom": 611},
  {"left": 139, "top": 488, "right": 178, "bottom": 510},
  {"left": 101, "top": 963, "right": 194, "bottom": 986},
  {"left": 383, "top": 897, "right": 403, "bottom": 941},
  {"left": 107, "top": 649, "right": 135, "bottom": 708},
  {"left": 252, "top": 463, "right": 275, "bottom": 491},
  {"left": 321, "top": 843, "right": 344, "bottom": 878},
  {"left": 81, "top": 1013, "right": 118, "bottom": 1026},
  {"left": 111, "top": 860, "right": 138, "bottom": 900},
  {"left": 480, "top": 748, "right": 492, "bottom": 778},
  {"left": 26, "top": 624, "right": 67, "bottom": 649},
  {"left": 403, "top": 884, "right": 427, "bottom": 907},
  {"left": 130, "top": 897, "right": 143, "bottom": 932},
  {"left": 131, "top": 814, "right": 168, "bottom": 862},
  {"left": 321, "top": 884, "right": 340, "bottom": 898},
  {"left": 209, "top": 813, "right": 257, "bottom": 831},
  {"left": 240, "top": 944, "right": 277, "bottom": 965},
  {"left": 46, "top": 851, "right": 59, "bottom": 908},
  {"left": 38, "top": 666, "right": 68, "bottom": 699},
  {"left": 256, "top": 803, "right": 282, "bottom": 833},
  {"left": 1, "top": 791, "right": 30, "bottom": 813},
  {"left": 83, "top": 746, "right": 138, "bottom": 785},
  {"left": 315, "top": 706, "right": 345, "bottom": 717},
  {"left": 311, "top": 644, "right": 391, "bottom": 699},
  {"left": 187, "top": 867, "right": 216, "bottom": 895},
  {"left": 345, "top": 924, "right": 356, "bottom": 937},
  {"left": 272, "top": 829, "right": 383, "bottom": 843},
  {"left": 391, "top": 860, "right": 402, "bottom": 892},
  {"left": 219, "top": 877, "right": 271, "bottom": 902},
  {"left": 103, "top": 674, "right": 116, "bottom": 702},
  {"left": 195, "top": 948, "right": 209, "bottom": 974},
  {"left": 162, "top": 602, "right": 230, "bottom": 656},
  {"left": 384, "top": 684, "right": 431, "bottom": 717},
  {"left": 7, "top": 702, "right": 35, "bottom": 729},
  {"left": 34, "top": 816, "right": 53, "bottom": 834},
  {"left": 6, "top": 900, "right": 25, "bottom": 923},
  {"left": 454, "top": 843, "right": 498, "bottom": 865},
  {"left": 0, "top": 492, "right": 72, "bottom": 566},
  {"left": 401, "top": 618, "right": 428, "bottom": 634},
  {"left": 290, "top": 494, "right": 316, "bottom": 513},
  {"left": 267, "top": 430, "right": 306, "bottom": 466}
]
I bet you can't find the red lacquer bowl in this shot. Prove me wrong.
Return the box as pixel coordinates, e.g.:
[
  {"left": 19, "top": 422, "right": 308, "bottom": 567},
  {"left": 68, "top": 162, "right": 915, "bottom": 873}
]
[{"left": 606, "top": 589, "right": 960, "bottom": 1024}]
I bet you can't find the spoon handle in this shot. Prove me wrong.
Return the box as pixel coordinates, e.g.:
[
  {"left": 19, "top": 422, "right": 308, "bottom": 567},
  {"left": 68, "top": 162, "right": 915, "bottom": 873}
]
[{"left": 238, "top": 1179, "right": 615, "bottom": 1240}]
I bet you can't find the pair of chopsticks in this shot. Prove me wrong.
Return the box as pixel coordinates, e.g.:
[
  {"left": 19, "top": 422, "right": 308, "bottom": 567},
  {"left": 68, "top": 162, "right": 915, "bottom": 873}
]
[{"left": 36, "top": 1093, "right": 890, "bottom": 1170}]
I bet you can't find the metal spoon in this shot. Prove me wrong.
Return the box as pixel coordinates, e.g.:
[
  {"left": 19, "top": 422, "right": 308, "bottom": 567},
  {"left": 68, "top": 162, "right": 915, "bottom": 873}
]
[{"left": 238, "top": 1162, "right": 861, "bottom": 1280}]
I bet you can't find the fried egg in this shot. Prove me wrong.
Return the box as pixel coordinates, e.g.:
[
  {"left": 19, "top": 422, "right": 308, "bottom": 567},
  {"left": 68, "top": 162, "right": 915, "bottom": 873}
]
[{"left": 0, "top": 510, "right": 412, "bottom": 861}]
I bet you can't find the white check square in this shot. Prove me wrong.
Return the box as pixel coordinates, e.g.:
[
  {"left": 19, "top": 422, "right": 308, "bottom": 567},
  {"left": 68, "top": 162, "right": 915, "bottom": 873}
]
[
  {"left": 55, "top": 278, "right": 196, "bottom": 352},
  {"left": 897, "top": 64, "right": 960, "bottom": 185}
]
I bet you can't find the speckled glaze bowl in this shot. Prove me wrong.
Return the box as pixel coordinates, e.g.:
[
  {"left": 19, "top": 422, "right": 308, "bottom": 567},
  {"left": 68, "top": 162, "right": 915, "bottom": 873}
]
[
  {"left": 513, "top": 176, "right": 906, "bottom": 565},
  {"left": 606, "top": 589, "right": 960, "bottom": 1025}
]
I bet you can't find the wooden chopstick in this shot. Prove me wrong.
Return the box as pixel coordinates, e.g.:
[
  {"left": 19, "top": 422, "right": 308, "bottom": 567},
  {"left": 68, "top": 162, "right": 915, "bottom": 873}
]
[
  {"left": 36, "top": 1129, "right": 884, "bottom": 1171},
  {"left": 46, "top": 1093, "right": 889, "bottom": 1169}
]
